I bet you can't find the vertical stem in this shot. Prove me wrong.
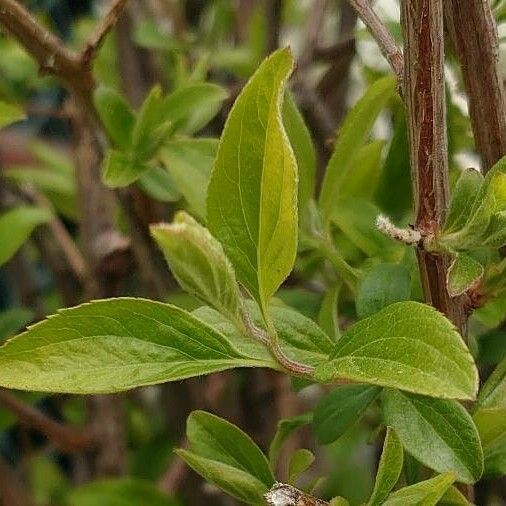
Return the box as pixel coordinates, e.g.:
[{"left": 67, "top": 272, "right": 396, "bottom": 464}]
[
  {"left": 444, "top": 0, "right": 506, "bottom": 172},
  {"left": 401, "top": 0, "right": 467, "bottom": 332}
]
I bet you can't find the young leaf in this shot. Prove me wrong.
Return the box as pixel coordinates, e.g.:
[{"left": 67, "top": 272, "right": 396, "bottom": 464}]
[
  {"left": 368, "top": 428, "right": 403, "bottom": 506},
  {"left": 355, "top": 263, "right": 411, "bottom": 319},
  {"left": 446, "top": 253, "right": 484, "bottom": 297},
  {"left": 175, "top": 450, "right": 268, "bottom": 504},
  {"left": 315, "top": 301, "right": 478, "bottom": 400},
  {"left": 269, "top": 413, "right": 313, "bottom": 468},
  {"left": 283, "top": 92, "right": 316, "bottom": 212},
  {"left": 0, "top": 206, "right": 51, "bottom": 266},
  {"left": 102, "top": 150, "right": 151, "bottom": 187},
  {"left": 382, "top": 390, "right": 483, "bottom": 484},
  {"left": 0, "top": 100, "right": 25, "bottom": 128},
  {"left": 0, "top": 298, "right": 269, "bottom": 393},
  {"left": 150, "top": 211, "right": 243, "bottom": 325},
  {"left": 160, "top": 138, "right": 218, "bottom": 219},
  {"left": 185, "top": 411, "right": 274, "bottom": 486},
  {"left": 288, "top": 449, "right": 314, "bottom": 484},
  {"left": 313, "top": 385, "right": 381, "bottom": 444},
  {"left": 444, "top": 168, "right": 483, "bottom": 233},
  {"left": 319, "top": 76, "right": 396, "bottom": 222},
  {"left": 137, "top": 165, "right": 180, "bottom": 202},
  {"left": 68, "top": 478, "right": 177, "bottom": 506},
  {"left": 207, "top": 48, "right": 298, "bottom": 317},
  {"left": 93, "top": 87, "right": 135, "bottom": 150},
  {"left": 483, "top": 210, "right": 506, "bottom": 248},
  {"left": 382, "top": 472, "right": 456, "bottom": 506}
]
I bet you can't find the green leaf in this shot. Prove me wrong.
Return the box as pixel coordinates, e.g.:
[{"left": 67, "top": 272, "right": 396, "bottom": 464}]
[
  {"left": 102, "top": 150, "right": 151, "bottom": 187},
  {"left": 176, "top": 449, "right": 267, "bottom": 504},
  {"left": 382, "top": 472, "right": 456, "bottom": 506},
  {"left": 0, "top": 100, "right": 25, "bottom": 128},
  {"left": 382, "top": 390, "right": 483, "bottom": 484},
  {"left": 185, "top": 410, "right": 274, "bottom": 486},
  {"left": 356, "top": 263, "right": 411, "bottom": 319},
  {"left": 0, "top": 308, "right": 33, "bottom": 341},
  {"left": 137, "top": 165, "right": 180, "bottom": 202},
  {"left": 159, "top": 83, "right": 228, "bottom": 134},
  {"left": 444, "top": 168, "right": 483, "bottom": 233},
  {"left": 0, "top": 206, "right": 51, "bottom": 266},
  {"left": 368, "top": 428, "right": 403, "bottom": 506},
  {"left": 477, "top": 356, "right": 506, "bottom": 409},
  {"left": 268, "top": 413, "right": 312, "bottom": 468},
  {"left": 313, "top": 384, "right": 381, "bottom": 444},
  {"left": 483, "top": 210, "right": 506, "bottom": 248},
  {"left": 317, "top": 283, "right": 341, "bottom": 339},
  {"left": 438, "top": 486, "right": 471, "bottom": 505},
  {"left": 338, "top": 140, "right": 385, "bottom": 200},
  {"left": 207, "top": 48, "right": 298, "bottom": 317},
  {"left": 0, "top": 298, "right": 270, "bottom": 393},
  {"left": 194, "top": 302, "right": 334, "bottom": 368},
  {"left": 283, "top": 92, "right": 316, "bottom": 212},
  {"left": 319, "top": 76, "right": 396, "bottom": 222},
  {"left": 6, "top": 167, "right": 75, "bottom": 196},
  {"left": 160, "top": 138, "right": 218, "bottom": 219},
  {"left": 93, "top": 87, "right": 135, "bottom": 150},
  {"left": 315, "top": 302, "right": 478, "bottom": 400},
  {"left": 68, "top": 478, "right": 177, "bottom": 506},
  {"left": 288, "top": 449, "right": 314, "bottom": 484},
  {"left": 150, "top": 211, "right": 243, "bottom": 324},
  {"left": 446, "top": 254, "right": 484, "bottom": 297}
]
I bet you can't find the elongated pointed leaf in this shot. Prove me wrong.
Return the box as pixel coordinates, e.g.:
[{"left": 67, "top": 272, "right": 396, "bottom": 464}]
[
  {"left": 186, "top": 411, "right": 274, "bottom": 487},
  {"left": 0, "top": 206, "right": 51, "bottom": 266},
  {"left": 368, "top": 428, "right": 403, "bottom": 506},
  {"left": 207, "top": 48, "right": 298, "bottom": 316},
  {"left": 102, "top": 150, "right": 151, "bottom": 187},
  {"left": 447, "top": 254, "right": 483, "bottom": 297},
  {"left": 137, "top": 165, "right": 180, "bottom": 202},
  {"left": 382, "top": 390, "right": 483, "bottom": 484},
  {"left": 151, "top": 211, "right": 243, "bottom": 324},
  {"left": 319, "top": 76, "right": 396, "bottom": 222},
  {"left": 315, "top": 302, "right": 478, "bottom": 400},
  {"left": 478, "top": 356, "right": 506, "bottom": 409},
  {"left": 382, "top": 473, "right": 456, "bottom": 506},
  {"left": 288, "top": 449, "right": 314, "bottom": 484},
  {"left": 313, "top": 384, "right": 381, "bottom": 444},
  {"left": 0, "top": 298, "right": 269, "bottom": 393}
]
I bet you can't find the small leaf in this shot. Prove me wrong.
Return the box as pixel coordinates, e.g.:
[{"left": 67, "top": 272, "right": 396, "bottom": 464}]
[
  {"left": 186, "top": 410, "right": 274, "bottom": 486},
  {"left": 438, "top": 486, "right": 471, "bottom": 505},
  {"left": 368, "top": 428, "right": 403, "bottom": 506},
  {"left": 447, "top": 253, "right": 484, "bottom": 297},
  {"left": 317, "top": 283, "right": 341, "bottom": 339},
  {"left": 0, "top": 308, "right": 33, "bottom": 342},
  {"left": 283, "top": 92, "right": 316, "bottom": 212},
  {"left": 0, "top": 101, "right": 25, "bottom": 128},
  {"left": 176, "top": 450, "right": 268, "bottom": 504},
  {"left": 483, "top": 210, "right": 506, "bottom": 248},
  {"left": 6, "top": 167, "right": 75, "bottom": 196},
  {"left": 477, "top": 356, "right": 506, "bottom": 410},
  {"left": 160, "top": 138, "right": 218, "bottom": 219},
  {"left": 315, "top": 302, "right": 478, "bottom": 400},
  {"left": 102, "top": 150, "right": 151, "bottom": 187},
  {"left": 382, "top": 390, "right": 483, "bottom": 484},
  {"left": 137, "top": 165, "right": 180, "bottom": 202},
  {"left": 319, "top": 76, "right": 396, "bottom": 223},
  {"left": 0, "top": 206, "right": 51, "bottom": 266},
  {"left": 288, "top": 449, "right": 314, "bottom": 484},
  {"left": 93, "top": 87, "right": 135, "bottom": 150},
  {"left": 150, "top": 211, "right": 243, "bottom": 324},
  {"left": 269, "top": 413, "right": 312, "bottom": 469},
  {"left": 313, "top": 384, "right": 381, "bottom": 444},
  {"left": 356, "top": 263, "right": 411, "bottom": 319},
  {"left": 444, "top": 168, "right": 483, "bottom": 233},
  {"left": 382, "top": 472, "right": 456, "bottom": 506},
  {"left": 207, "top": 48, "right": 298, "bottom": 317},
  {"left": 68, "top": 478, "right": 177, "bottom": 506},
  {"left": 0, "top": 298, "right": 269, "bottom": 393},
  {"left": 159, "top": 83, "right": 228, "bottom": 134}
]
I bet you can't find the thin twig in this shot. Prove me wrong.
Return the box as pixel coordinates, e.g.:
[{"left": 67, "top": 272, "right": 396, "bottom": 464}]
[
  {"left": 81, "top": 0, "right": 129, "bottom": 67},
  {"left": 0, "top": 389, "right": 93, "bottom": 453},
  {"left": 347, "top": 0, "right": 404, "bottom": 86}
]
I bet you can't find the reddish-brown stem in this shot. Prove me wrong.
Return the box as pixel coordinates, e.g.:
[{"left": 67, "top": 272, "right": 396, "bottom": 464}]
[
  {"left": 401, "top": 0, "right": 468, "bottom": 333},
  {"left": 0, "top": 389, "right": 93, "bottom": 453}
]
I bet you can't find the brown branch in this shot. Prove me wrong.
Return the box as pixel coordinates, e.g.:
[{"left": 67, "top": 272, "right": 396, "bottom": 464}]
[
  {"left": 81, "top": 0, "right": 129, "bottom": 67},
  {"left": 265, "top": 483, "right": 328, "bottom": 506},
  {"left": 444, "top": 1, "right": 506, "bottom": 172},
  {"left": 401, "top": 0, "right": 468, "bottom": 333},
  {"left": 347, "top": 0, "right": 404, "bottom": 85},
  {"left": 0, "top": 389, "right": 93, "bottom": 453}
]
